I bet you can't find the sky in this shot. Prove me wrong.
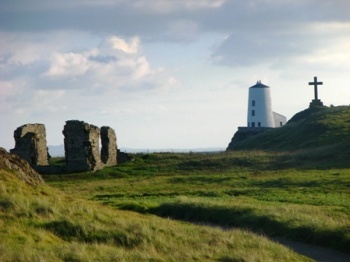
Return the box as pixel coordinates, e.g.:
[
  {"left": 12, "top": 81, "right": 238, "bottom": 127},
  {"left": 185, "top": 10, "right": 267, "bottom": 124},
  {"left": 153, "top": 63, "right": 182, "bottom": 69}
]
[{"left": 1, "top": 0, "right": 350, "bottom": 151}]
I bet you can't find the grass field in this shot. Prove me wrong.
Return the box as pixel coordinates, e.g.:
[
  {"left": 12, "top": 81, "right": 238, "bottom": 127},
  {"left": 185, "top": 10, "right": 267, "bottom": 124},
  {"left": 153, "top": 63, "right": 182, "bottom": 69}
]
[
  {"left": 1, "top": 152, "right": 315, "bottom": 261},
  {"left": 44, "top": 151, "right": 350, "bottom": 255}
]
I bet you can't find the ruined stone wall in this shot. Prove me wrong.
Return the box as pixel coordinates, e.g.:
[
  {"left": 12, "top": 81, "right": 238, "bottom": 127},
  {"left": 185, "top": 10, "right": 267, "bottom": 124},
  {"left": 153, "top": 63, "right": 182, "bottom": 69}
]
[
  {"left": 11, "top": 120, "right": 120, "bottom": 174},
  {"left": 10, "top": 124, "right": 48, "bottom": 166},
  {"left": 63, "top": 120, "right": 102, "bottom": 172},
  {"left": 100, "top": 126, "right": 117, "bottom": 166}
]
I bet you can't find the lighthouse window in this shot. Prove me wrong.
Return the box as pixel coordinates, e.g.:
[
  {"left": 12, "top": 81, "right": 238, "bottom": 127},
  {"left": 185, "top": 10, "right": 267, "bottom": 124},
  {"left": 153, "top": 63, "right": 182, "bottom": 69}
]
[
  {"left": 258, "top": 122, "right": 261, "bottom": 127},
  {"left": 252, "top": 100, "right": 255, "bottom": 107},
  {"left": 251, "top": 110, "right": 255, "bottom": 116},
  {"left": 252, "top": 122, "right": 255, "bottom": 127}
]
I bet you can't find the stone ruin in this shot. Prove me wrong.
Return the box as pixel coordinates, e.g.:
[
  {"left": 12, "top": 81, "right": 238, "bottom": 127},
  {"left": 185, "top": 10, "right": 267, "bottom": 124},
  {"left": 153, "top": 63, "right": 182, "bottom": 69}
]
[
  {"left": 63, "top": 120, "right": 103, "bottom": 172},
  {"left": 11, "top": 120, "right": 119, "bottom": 173},
  {"left": 10, "top": 124, "right": 49, "bottom": 166},
  {"left": 100, "top": 126, "right": 117, "bottom": 167},
  {"left": 63, "top": 121, "right": 117, "bottom": 172}
]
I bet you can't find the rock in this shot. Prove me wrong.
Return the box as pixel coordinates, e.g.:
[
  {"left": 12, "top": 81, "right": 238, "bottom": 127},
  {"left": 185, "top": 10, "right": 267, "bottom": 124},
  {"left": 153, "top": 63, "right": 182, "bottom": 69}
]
[
  {"left": 0, "top": 148, "right": 44, "bottom": 186},
  {"left": 227, "top": 127, "right": 271, "bottom": 150}
]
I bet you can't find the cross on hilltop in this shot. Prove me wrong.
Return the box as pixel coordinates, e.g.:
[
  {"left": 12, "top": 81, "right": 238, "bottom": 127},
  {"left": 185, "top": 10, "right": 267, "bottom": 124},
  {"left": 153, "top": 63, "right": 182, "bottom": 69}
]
[
  {"left": 309, "top": 76, "right": 323, "bottom": 100},
  {"left": 308, "top": 76, "right": 324, "bottom": 107}
]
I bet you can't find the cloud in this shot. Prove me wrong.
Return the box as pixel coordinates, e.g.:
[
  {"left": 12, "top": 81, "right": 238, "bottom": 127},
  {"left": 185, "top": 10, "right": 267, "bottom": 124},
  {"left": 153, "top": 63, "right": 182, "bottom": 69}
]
[
  {"left": 43, "top": 36, "right": 143, "bottom": 80},
  {"left": 0, "top": 33, "right": 177, "bottom": 117},
  {"left": 132, "top": 0, "right": 225, "bottom": 14},
  {"left": 2, "top": 0, "right": 349, "bottom": 45},
  {"left": 102, "top": 36, "right": 140, "bottom": 54},
  {"left": 0, "top": 0, "right": 221, "bottom": 43},
  {"left": 210, "top": 18, "right": 350, "bottom": 67},
  {"left": 45, "top": 52, "right": 91, "bottom": 77},
  {"left": 210, "top": 32, "right": 306, "bottom": 67},
  {"left": 1, "top": 0, "right": 225, "bottom": 13}
]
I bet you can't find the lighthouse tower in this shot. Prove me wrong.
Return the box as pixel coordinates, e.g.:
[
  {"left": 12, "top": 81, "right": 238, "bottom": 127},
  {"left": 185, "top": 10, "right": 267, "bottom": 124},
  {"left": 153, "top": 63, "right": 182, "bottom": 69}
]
[
  {"left": 226, "top": 80, "right": 287, "bottom": 150},
  {"left": 247, "top": 81, "right": 275, "bottom": 128}
]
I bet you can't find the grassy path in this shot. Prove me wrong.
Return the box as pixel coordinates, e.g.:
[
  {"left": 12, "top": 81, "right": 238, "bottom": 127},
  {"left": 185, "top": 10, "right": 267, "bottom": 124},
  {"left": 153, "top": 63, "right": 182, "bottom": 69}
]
[{"left": 272, "top": 237, "right": 350, "bottom": 262}]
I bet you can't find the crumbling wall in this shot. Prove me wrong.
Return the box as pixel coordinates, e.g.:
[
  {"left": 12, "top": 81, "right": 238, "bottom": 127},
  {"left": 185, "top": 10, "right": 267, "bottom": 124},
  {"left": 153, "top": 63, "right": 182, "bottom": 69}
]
[
  {"left": 117, "top": 149, "right": 133, "bottom": 164},
  {"left": 100, "top": 126, "right": 117, "bottom": 166},
  {"left": 11, "top": 120, "right": 121, "bottom": 174},
  {"left": 63, "top": 120, "right": 102, "bottom": 172},
  {"left": 10, "top": 124, "right": 48, "bottom": 166}
]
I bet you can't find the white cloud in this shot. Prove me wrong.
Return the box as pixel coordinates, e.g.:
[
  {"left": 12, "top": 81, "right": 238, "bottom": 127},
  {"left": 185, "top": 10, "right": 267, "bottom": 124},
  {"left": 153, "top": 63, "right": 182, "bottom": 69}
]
[
  {"left": 0, "top": 33, "right": 178, "bottom": 141},
  {"left": 104, "top": 36, "right": 140, "bottom": 54},
  {"left": 45, "top": 52, "right": 91, "bottom": 77},
  {"left": 33, "top": 35, "right": 176, "bottom": 93}
]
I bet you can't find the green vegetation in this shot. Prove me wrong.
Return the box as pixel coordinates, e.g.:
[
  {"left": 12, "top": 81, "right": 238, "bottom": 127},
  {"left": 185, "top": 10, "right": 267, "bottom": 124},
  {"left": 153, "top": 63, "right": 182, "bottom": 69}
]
[
  {"left": 1, "top": 156, "right": 310, "bottom": 261},
  {"left": 44, "top": 151, "right": 350, "bottom": 254},
  {"left": 230, "top": 106, "right": 350, "bottom": 155},
  {"left": 2, "top": 105, "right": 350, "bottom": 261}
]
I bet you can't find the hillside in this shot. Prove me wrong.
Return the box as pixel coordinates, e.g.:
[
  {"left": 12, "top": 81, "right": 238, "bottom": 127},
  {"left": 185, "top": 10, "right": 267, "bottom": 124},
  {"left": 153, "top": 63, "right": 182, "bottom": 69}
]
[
  {"left": 227, "top": 106, "right": 350, "bottom": 158},
  {"left": 0, "top": 148, "right": 44, "bottom": 186},
  {"left": 0, "top": 149, "right": 309, "bottom": 261}
]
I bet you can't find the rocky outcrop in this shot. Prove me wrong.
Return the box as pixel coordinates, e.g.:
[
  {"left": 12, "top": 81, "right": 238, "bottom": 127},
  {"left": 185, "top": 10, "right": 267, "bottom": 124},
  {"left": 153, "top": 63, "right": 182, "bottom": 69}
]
[
  {"left": 101, "top": 126, "right": 117, "bottom": 166},
  {"left": 226, "top": 127, "right": 271, "bottom": 151},
  {"left": 0, "top": 148, "right": 44, "bottom": 186},
  {"left": 63, "top": 120, "right": 103, "bottom": 172},
  {"left": 10, "top": 124, "right": 49, "bottom": 166}
]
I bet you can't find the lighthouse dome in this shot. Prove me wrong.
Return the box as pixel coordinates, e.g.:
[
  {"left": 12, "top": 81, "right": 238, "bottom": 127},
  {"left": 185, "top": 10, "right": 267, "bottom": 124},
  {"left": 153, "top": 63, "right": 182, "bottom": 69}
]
[{"left": 250, "top": 80, "right": 269, "bottom": 89}]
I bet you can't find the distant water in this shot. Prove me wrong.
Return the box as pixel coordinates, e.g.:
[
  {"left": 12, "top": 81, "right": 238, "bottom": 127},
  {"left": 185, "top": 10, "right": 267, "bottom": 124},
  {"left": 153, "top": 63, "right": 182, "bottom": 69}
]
[
  {"left": 48, "top": 144, "right": 225, "bottom": 157},
  {"left": 120, "top": 148, "right": 225, "bottom": 153},
  {"left": 48, "top": 145, "right": 65, "bottom": 157}
]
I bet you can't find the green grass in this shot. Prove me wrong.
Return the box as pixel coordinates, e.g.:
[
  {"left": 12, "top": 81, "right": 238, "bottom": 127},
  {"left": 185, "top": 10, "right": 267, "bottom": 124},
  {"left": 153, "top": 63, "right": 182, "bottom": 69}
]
[
  {"left": 48, "top": 157, "right": 65, "bottom": 166},
  {"left": 43, "top": 151, "right": 350, "bottom": 254},
  {"left": 1, "top": 162, "right": 310, "bottom": 261},
  {"left": 3, "top": 105, "right": 350, "bottom": 260},
  {"left": 229, "top": 106, "right": 350, "bottom": 158}
]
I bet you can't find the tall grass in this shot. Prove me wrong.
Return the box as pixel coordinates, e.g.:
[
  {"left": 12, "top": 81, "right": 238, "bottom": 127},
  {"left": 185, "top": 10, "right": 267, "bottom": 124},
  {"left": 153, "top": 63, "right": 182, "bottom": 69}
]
[
  {"left": 1, "top": 169, "right": 309, "bottom": 261},
  {"left": 44, "top": 151, "right": 350, "bottom": 254}
]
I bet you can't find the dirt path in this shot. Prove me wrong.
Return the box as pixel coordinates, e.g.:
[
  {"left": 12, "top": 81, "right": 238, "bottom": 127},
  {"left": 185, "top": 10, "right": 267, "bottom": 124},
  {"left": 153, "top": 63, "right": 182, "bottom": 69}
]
[{"left": 272, "top": 237, "right": 350, "bottom": 262}]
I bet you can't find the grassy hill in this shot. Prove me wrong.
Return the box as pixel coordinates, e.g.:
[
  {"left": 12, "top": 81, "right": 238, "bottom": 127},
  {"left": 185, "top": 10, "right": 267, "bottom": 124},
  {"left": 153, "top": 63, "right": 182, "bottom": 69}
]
[
  {"left": 227, "top": 106, "right": 350, "bottom": 165},
  {"left": 0, "top": 149, "right": 310, "bottom": 261},
  {"left": 1, "top": 105, "right": 349, "bottom": 261},
  {"left": 44, "top": 151, "right": 350, "bottom": 256}
]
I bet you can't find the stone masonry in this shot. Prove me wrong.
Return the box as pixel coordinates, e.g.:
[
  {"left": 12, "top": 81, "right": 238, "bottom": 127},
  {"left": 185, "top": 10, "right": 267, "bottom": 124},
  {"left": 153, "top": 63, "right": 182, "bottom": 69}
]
[
  {"left": 101, "top": 126, "right": 117, "bottom": 166},
  {"left": 63, "top": 120, "right": 103, "bottom": 172},
  {"left": 11, "top": 120, "right": 120, "bottom": 174},
  {"left": 10, "top": 124, "right": 49, "bottom": 166}
]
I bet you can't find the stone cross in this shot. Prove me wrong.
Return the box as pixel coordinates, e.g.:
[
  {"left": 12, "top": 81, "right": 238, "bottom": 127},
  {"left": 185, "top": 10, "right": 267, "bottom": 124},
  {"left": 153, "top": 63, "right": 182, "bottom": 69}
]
[{"left": 308, "top": 76, "right": 323, "bottom": 100}]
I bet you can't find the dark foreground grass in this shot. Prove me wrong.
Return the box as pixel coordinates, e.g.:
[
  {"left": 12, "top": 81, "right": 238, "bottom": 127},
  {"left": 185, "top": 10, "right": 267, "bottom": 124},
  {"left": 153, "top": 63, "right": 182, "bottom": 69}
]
[{"left": 44, "top": 151, "right": 350, "bottom": 254}]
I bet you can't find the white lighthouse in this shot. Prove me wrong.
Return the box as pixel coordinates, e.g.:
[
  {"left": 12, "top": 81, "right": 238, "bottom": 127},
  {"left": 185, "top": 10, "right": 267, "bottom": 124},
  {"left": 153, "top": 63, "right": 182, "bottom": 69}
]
[{"left": 247, "top": 81, "right": 286, "bottom": 128}]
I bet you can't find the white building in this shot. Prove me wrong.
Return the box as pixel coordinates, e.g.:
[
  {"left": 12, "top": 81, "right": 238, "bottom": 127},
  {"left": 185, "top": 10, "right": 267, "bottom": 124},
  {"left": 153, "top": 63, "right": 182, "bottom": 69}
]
[{"left": 247, "top": 81, "right": 287, "bottom": 128}]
